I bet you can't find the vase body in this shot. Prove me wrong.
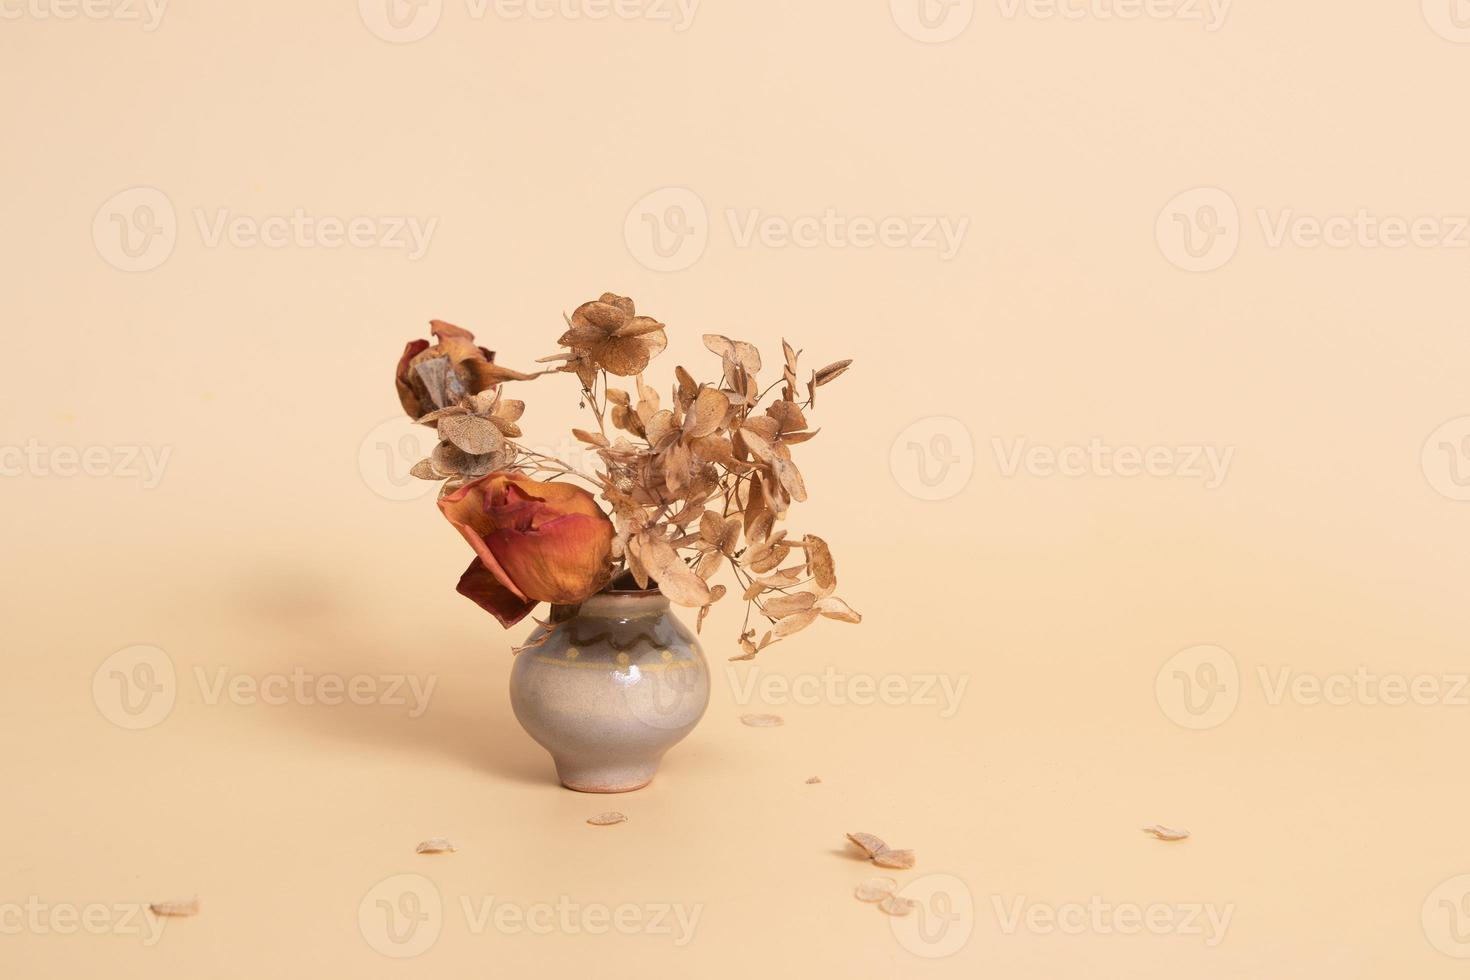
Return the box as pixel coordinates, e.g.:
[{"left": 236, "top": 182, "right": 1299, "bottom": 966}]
[{"left": 509, "top": 590, "right": 710, "bottom": 793}]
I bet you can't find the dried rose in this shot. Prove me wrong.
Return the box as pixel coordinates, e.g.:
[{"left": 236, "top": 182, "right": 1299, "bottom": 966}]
[
  {"left": 396, "top": 321, "right": 497, "bottom": 419},
  {"left": 558, "top": 294, "right": 668, "bottom": 378},
  {"left": 439, "top": 473, "right": 614, "bottom": 626}
]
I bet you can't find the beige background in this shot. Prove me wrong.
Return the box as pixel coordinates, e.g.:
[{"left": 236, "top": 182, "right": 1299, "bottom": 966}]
[{"left": 5, "top": 0, "right": 1470, "bottom": 976}]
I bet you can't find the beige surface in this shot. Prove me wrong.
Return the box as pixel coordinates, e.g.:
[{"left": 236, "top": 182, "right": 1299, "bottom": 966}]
[{"left": 5, "top": 1, "right": 1470, "bottom": 976}]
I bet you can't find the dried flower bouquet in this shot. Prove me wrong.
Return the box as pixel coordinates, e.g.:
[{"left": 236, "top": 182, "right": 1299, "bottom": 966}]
[{"left": 394, "top": 293, "right": 859, "bottom": 659}]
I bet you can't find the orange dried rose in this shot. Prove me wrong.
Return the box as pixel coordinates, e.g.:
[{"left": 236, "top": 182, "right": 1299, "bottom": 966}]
[{"left": 439, "top": 472, "right": 615, "bottom": 626}]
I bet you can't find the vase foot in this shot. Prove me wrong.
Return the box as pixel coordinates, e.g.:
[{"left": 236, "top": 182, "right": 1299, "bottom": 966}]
[{"left": 554, "top": 759, "right": 658, "bottom": 794}]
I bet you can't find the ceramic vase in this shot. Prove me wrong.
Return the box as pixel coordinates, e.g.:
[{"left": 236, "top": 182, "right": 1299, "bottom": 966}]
[{"left": 508, "top": 588, "right": 710, "bottom": 792}]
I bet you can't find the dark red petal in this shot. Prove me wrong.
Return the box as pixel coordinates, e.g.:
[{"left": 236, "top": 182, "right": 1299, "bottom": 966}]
[{"left": 455, "top": 558, "right": 537, "bottom": 628}]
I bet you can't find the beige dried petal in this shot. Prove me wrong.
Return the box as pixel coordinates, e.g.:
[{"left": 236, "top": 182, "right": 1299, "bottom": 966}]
[
  {"left": 802, "top": 535, "right": 837, "bottom": 591},
  {"left": 149, "top": 898, "right": 199, "bottom": 918},
  {"left": 879, "top": 894, "right": 917, "bottom": 917},
  {"left": 694, "top": 548, "right": 724, "bottom": 579},
  {"left": 814, "top": 359, "right": 853, "bottom": 386},
  {"left": 638, "top": 528, "right": 711, "bottom": 607},
  {"left": 738, "top": 429, "right": 775, "bottom": 464},
  {"left": 749, "top": 545, "right": 791, "bottom": 574},
  {"left": 415, "top": 837, "right": 457, "bottom": 854},
  {"left": 719, "top": 516, "right": 742, "bottom": 553},
  {"left": 772, "top": 457, "right": 808, "bottom": 503},
  {"left": 699, "top": 509, "right": 724, "bottom": 545},
  {"left": 815, "top": 596, "right": 862, "bottom": 624},
  {"left": 846, "top": 833, "right": 889, "bottom": 859},
  {"left": 782, "top": 338, "right": 799, "bottom": 373},
  {"left": 486, "top": 416, "right": 522, "bottom": 438},
  {"left": 613, "top": 315, "right": 666, "bottom": 338},
  {"left": 494, "top": 398, "right": 526, "bottom": 421},
  {"left": 587, "top": 812, "right": 628, "bottom": 826},
  {"left": 573, "top": 428, "right": 611, "bottom": 448},
  {"left": 767, "top": 400, "right": 807, "bottom": 434},
  {"left": 415, "top": 405, "right": 470, "bottom": 425},
  {"left": 806, "top": 776, "right": 822, "bottom": 784},
  {"left": 847, "top": 833, "right": 914, "bottom": 868},
  {"left": 690, "top": 433, "right": 734, "bottom": 465},
  {"left": 740, "top": 713, "right": 784, "bottom": 727},
  {"left": 684, "top": 386, "right": 729, "bottom": 439},
  {"left": 409, "top": 458, "right": 441, "bottom": 481},
  {"left": 438, "top": 414, "right": 505, "bottom": 455},
  {"left": 872, "top": 849, "right": 916, "bottom": 870},
  {"left": 783, "top": 429, "right": 821, "bottom": 445},
  {"left": 703, "top": 334, "right": 736, "bottom": 361},
  {"left": 1141, "top": 825, "right": 1190, "bottom": 841},
  {"left": 854, "top": 877, "right": 898, "bottom": 903},
  {"left": 773, "top": 609, "right": 819, "bottom": 638},
  {"left": 764, "top": 592, "right": 816, "bottom": 618},
  {"left": 741, "top": 415, "right": 781, "bottom": 442}
]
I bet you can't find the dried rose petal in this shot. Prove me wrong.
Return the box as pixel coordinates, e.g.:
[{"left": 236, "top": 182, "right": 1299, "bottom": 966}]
[
  {"left": 740, "top": 713, "right": 784, "bottom": 728},
  {"left": 872, "top": 849, "right": 916, "bottom": 870},
  {"left": 1141, "top": 824, "right": 1190, "bottom": 841},
  {"left": 848, "top": 832, "right": 916, "bottom": 869},
  {"left": 854, "top": 877, "right": 898, "bottom": 903},
  {"left": 879, "top": 894, "right": 916, "bottom": 917},
  {"left": 587, "top": 812, "right": 628, "bottom": 826},
  {"left": 149, "top": 898, "right": 199, "bottom": 917},
  {"left": 846, "top": 832, "right": 889, "bottom": 858},
  {"left": 416, "top": 837, "right": 457, "bottom": 854}
]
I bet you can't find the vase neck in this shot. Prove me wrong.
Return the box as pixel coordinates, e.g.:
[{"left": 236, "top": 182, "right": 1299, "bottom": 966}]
[{"left": 576, "top": 591, "right": 669, "bottom": 620}]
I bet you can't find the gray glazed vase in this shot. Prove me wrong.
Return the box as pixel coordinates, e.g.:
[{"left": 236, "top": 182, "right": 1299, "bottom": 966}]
[{"left": 509, "top": 588, "right": 710, "bottom": 793}]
